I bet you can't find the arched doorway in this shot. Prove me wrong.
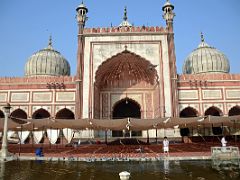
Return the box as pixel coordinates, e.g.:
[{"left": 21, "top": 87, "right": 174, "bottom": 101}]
[
  {"left": 112, "top": 98, "right": 141, "bottom": 137},
  {"left": 11, "top": 109, "right": 27, "bottom": 119},
  {"left": 56, "top": 108, "right": 75, "bottom": 119},
  {"left": 228, "top": 106, "right": 240, "bottom": 116},
  {"left": 180, "top": 107, "right": 198, "bottom": 117},
  {"left": 204, "top": 106, "right": 222, "bottom": 116},
  {"left": 32, "top": 108, "right": 50, "bottom": 119},
  {"left": 205, "top": 106, "right": 223, "bottom": 135},
  {"left": 94, "top": 50, "right": 158, "bottom": 119},
  {"left": 179, "top": 107, "right": 198, "bottom": 137}
]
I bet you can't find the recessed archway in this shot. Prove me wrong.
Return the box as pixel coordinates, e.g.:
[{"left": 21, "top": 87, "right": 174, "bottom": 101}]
[
  {"left": 180, "top": 107, "right": 198, "bottom": 117},
  {"left": 95, "top": 50, "right": 158, "bottom": 89},
  {"left": 56, "top": 108, "right": 75, "bottom": 119},
  {"left": 204, "top": 106, "right": 222, "bottom": 116},
  {"left": 32, "top": 108, "right": 50, "bottom": 119},
  {"left": 11, "top": 109, "right": 27, "bottom": 119},
  {"left": 228, "top": 106, "right": 240, "bottom": 116},
  {"left": 205, "top": 106, "right": 223, "bottom": 135},
  {"left": 94, "top": 50, "right": 159, "bottom": 119},
  {"left": 113, "top": 98, "right": 141, "bottom": 119},
  {"left": 112, "top": 98, "right": 141, "bottom": 137}
]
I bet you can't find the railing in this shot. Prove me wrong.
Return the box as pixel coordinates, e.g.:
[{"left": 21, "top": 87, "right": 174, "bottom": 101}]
[{"left": 211, "top": 146, "right": 239, "bottom": 160}]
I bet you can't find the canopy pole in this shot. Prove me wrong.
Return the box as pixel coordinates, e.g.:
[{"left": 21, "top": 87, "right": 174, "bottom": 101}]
[
  {"left": 105, "top": 130, "right": 108, "bottom": 144},
  {"left": 155, "top": 128, "right": 158, "bottom": 144},
  {"left": 56, "top": 128, "right": 59, "bottom": 149},
  {"left": 234, "top": 120, "right": 237, "bottom": 145},
  {"left": 61, "top": 128, "right": 63, "bottom": 147},
  {"left": 32, "top": 124, "right": 34, "bottom": 148},
  {"left": 49, "top": 127, "right": 51, "bottom": 149},
  {"left": 222, "top": 123, "right": 224, "bottom": 136},
  {"left": 147, "top": 130, "right": 149, "bottom": 144},
  {"left": 18, "top": 125, "right": 22, "bottom": 157},
  {"left": 41, "top": 126, "right": 44, "bottom": 148}
]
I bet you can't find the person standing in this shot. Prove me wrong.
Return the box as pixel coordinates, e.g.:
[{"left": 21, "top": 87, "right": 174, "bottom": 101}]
[
  {"left": 221, "top": 136, "right": 227, "bottom": 147},
  {"left": 163, "top": 136, "right": 169, "bottom": 156}
]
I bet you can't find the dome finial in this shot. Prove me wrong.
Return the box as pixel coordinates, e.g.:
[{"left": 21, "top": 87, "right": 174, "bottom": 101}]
[
  {"left": 47, "top": 35, "right": 53, "bottom": 49},
  {"left": 201, "top": 32, "right": 205, "bottom": 43},
  {"left": 119, "top": 6, "right": 132, "bottom": 27},
  {"left": 198, "top": 32, "right": 209, "bottom": 48},
  {"left": 123, "top": 6, "right": 128, "bottom": 21}
]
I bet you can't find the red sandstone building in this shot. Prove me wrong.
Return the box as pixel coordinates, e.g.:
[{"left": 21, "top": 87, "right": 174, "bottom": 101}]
[{"left": 0, "top": 1, "right": 240, "bottom": 140}]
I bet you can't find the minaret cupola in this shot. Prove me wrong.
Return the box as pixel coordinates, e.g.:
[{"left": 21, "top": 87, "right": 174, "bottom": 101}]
[
  {"left": 76, "top": 1, "right": 88, "bottom": 28},
  {"left": 162, "top": 0, "right": 175, "bottom": 31}
]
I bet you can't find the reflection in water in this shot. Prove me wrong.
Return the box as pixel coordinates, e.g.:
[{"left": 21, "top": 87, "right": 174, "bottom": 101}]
[
  {"left": 212, "top": 159, "right": 240, "bottom": 179},
  {"left": 0, "top": 161, "right": 5, "bottom": 179},
  {"left": 0, "top": 160, "right": 239, "bottom": 180},
  {"left": 163, "top": 159, "right": 169, "bottom": 174},
  {"left": 163, "top": 159, "right": 169, "bottom": 180}
]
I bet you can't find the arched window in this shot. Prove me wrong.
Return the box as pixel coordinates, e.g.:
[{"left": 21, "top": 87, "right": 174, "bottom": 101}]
[
  {"left": 55, "top": 108, "right": 75, "bottom": 119},
  {"left": 205, "top": 106, "right": 222, "bottom": 116},
  {"left": 11, "top": 109, "right": 27, "bottom": 119},
  {"left": 180, "top": 107, "right": 198, "bottom": 117},
  {"left": 228, "top": 106, "right": 240, "bottom": 116},
  {"left": 32, "top": 108, "right": 50, "bottom": 119}
]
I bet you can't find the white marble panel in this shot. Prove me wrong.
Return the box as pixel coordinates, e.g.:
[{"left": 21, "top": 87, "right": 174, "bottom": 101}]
[
  {"left": 0, "top": 92, "right": 7, "bottom": 102},
  {"left": 226, "top": 90, "right": 240, "bottom": 99},
  {"left": 11, "top": 92, "right": 29, "bottom": 102},
  {"left": 202, "top": 90, "right": 222, "bottom": 99},
  {"left": 33, "top": 92, "right": 52, "bottom": 102},
  {"left": 56, "top": 92, "right": 75, "bottom": 102},
  {"left": 178, "top": 90, "right": 198, "bottom": 100}
]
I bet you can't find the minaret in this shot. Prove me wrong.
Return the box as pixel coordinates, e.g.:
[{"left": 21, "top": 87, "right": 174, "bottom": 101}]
[
  {"left": 162, "top": 0, "right": 178, "bottom": 117},
  {"left": 76, "top": 1, "right": 88, "bottom": 33},
  {"left": 162, "top": 0, "right": 175, "bottom": 32},
  {"left": 76, "top": 1, "right": 88, "bottom": 119}
]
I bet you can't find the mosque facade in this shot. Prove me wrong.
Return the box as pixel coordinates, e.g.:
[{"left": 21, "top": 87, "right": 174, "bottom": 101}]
[{"left": 0, "top": 1, "right": 240, "bottom": 139}]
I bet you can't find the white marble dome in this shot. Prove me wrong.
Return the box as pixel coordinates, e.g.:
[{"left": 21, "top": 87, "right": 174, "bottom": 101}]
[
  {"left": 24, "top": 37, "right": 70, "bottom": 77},
  {"left": 183, "top": 35, "right": 230, "bottom": 74}
]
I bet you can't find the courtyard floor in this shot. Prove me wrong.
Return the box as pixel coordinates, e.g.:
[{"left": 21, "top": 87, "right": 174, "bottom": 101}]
[{"left": 6, "top": 139, "right": 240, "bottom": 161}]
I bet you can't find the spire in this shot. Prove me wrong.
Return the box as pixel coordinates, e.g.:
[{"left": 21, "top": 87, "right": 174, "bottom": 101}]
[
  {"left": 46, "top": 35, "right": 53, "bottom": 50},
  {"left": 201, "top": 32, "right": 205, "bottom": 42},
  {"left": 119, "top": 6, "right": 132, "bottom": 27},
  {"left": 123, "top": 6, "right": 128, "bottom": 21},
  {"left": 198, "top": 32, "right": 209, "bottom": 48}
]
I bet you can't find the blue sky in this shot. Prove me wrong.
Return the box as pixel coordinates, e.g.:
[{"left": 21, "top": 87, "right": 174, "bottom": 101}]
[{"left": 0, "top": 0, "right": 239, "bottom": 77}]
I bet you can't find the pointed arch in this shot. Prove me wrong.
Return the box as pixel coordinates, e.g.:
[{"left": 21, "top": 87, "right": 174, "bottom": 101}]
[
  {"left": 95, "top": 50, "right": 158, "bottom": 88},
  {"left": 55, "top": 108, "right": 75, "bottom": 119},
  {"left": 228, "top": 106, "right": 240, "bottom": 116},
  {"left": 10, "top": 109, "right": 28, "bottom": 119},
  {"left": 204, "top": 106, "right": 223, "bottom": 116},
  {"left": 112, "top": 98, "right": 142, "bottom": 137},
  {"left": 179, "top": 107, "right": 198, "bottom": 117},
  {"left": 32, "top": 108, "right": 50, "bottom": 119},
  {"left": 112, "top": 98, "right": 141, "bottom": 119}
]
